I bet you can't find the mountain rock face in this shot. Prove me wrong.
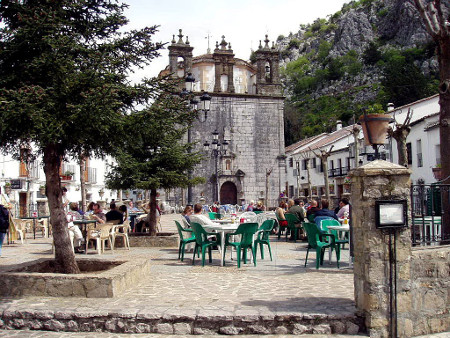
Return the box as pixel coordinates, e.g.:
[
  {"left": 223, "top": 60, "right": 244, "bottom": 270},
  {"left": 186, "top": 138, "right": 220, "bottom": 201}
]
[{"left": 278, "top": 0, "right": 445, "bottom": 145}]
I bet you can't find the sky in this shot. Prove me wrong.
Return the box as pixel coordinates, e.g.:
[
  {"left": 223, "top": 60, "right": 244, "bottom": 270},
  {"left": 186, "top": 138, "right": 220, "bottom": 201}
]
[{"left": 122, "top": 0, "right": 351, "bottom": 79}]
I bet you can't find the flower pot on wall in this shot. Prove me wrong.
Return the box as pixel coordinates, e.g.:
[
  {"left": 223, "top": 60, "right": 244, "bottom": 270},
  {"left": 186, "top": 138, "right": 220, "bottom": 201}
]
[
  {"left": 359, "top": 114, "right": 393, "bottom": 146},
  {"left": 432, "top": 167, "right": 442, "bottom": 181}
]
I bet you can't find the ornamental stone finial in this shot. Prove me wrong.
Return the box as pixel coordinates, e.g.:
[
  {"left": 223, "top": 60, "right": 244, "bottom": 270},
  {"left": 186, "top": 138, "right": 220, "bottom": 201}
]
[
  {"left": 185, "top": 36, "right": 190, "bottom": 45},
  {"left": 177, "top": 29, "right": 184, "bottom": 44},
  {"left": 220, "top": 35, "right": 228, "bottom": 50},
  {"left": 264, "top": 34, "right": 270, "bottom": 48},
  {"left": 171, "top": 35, "right": 176, "bottom": 44},
  {"left": 259, "top": 40, "right": 262, "bottom": 49}
]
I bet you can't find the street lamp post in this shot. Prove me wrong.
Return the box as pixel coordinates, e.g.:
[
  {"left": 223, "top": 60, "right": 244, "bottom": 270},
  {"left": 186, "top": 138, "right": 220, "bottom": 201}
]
[
  {"left": 203, "top": 130, "right": 228, "bottom": 203},
  {"left": 180, "top": 73, "right": 212, "bottom": 205}
]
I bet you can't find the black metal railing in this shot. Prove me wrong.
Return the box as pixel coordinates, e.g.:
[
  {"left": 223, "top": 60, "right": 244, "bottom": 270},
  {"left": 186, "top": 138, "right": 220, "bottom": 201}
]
[
  {"left": 410, "top": 184, "right": 449, "bottom": 246},
  {"left": 328, "top": 166, "right": 350, "bottom": 178}
]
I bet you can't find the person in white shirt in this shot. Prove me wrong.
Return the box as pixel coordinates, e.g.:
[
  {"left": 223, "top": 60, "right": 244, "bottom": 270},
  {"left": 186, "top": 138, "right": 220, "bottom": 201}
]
[
  {"left": 66, "top": 208, "right": 84, "bottom": 252},
  {"left": 189, "top": 203, "right": 216, "bottom": 226},
  {"left": 336, "top": 198, "right": 350, "bottom": 219}
]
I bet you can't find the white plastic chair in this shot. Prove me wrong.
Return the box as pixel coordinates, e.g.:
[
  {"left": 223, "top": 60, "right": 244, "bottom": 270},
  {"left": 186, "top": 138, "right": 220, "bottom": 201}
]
[{"left": 111, "top": 221, "right": 131, "bottom": 250}]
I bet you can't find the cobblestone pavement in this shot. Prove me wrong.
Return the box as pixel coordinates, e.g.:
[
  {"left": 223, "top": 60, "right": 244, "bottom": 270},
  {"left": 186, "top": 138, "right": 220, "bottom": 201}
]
[
  {"left": 0, "top": 331, "right": 368, "bottom": 337},
  {"left": 1, "top": 214, "right": 358, "bottom": 335}
]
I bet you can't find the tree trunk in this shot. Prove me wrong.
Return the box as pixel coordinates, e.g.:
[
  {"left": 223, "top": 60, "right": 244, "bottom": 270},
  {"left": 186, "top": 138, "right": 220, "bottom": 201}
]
[
  {"left": 148, "top": 188, "right": 158, "bottom": 236},
  {"left": 392, "top": 128, "right": 410, "bottom": 167},
  {"left": 79, "top": 155, "right": 86, "bottom": 212},
  {"left": 322, "top": 158, "right": 330, "bottom": 203},
  {"left": 43, "top": 144, "right": 80, "bottom": 274},
  {"left": 305, "top": 159, "right": 312, "bottom": 198}
]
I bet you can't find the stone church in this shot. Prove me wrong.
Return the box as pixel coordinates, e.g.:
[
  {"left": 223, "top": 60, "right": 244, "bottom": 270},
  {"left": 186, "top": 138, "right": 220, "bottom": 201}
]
[{"left": 164, "top": 30, "right": 285, "bottom": 208}]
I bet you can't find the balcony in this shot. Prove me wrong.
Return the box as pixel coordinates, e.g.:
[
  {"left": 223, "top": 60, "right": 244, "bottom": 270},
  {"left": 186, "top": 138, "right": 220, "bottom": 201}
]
[{"left": 328, "top": 167, "right": 350, "bottom": 178}]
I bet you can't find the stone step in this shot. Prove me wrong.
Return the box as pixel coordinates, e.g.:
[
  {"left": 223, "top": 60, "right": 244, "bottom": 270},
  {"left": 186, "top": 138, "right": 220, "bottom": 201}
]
[{"left": 0, "top": 308, "right": 365, "bottom": 335}]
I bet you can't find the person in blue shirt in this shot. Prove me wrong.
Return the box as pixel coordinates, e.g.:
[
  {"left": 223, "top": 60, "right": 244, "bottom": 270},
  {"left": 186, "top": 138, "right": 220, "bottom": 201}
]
[{"left": 314, "top": 199, "right": 339, "bottom": 220}]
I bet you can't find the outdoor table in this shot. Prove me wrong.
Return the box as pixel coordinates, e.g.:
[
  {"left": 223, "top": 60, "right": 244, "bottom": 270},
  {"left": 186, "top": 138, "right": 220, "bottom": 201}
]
[
  {"left": 327, "top": 224, "right": 351, "bottom": 266},
  {"left": 129, "top": 212, "right": 145, "bottom": 231},
  {"left": 20, "top": 216, "right": 50, "bottom": 239},
  {"left": 203, "top": 222, "right": 239, "bottom": 266}
]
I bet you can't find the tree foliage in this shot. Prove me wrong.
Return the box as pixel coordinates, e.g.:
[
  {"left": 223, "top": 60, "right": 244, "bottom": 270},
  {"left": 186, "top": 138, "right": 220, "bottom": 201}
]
[{"left": 0, "top": 0, "right": 169, "bottom": 273}]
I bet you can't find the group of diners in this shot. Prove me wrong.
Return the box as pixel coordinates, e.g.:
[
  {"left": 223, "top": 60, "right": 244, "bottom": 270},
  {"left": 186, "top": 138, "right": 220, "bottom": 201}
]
[{"left": 275, "top": 197, "right": 350, "bottom": 239}]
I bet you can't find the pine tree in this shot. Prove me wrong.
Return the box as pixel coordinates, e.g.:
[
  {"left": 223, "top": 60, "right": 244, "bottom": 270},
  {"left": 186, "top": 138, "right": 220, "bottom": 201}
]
[
  {"left": 105, "top": 90, "right": 205, "bottom": 235},
  {"left": 0, "top": 0, "right": 166, "bottom": 273}
]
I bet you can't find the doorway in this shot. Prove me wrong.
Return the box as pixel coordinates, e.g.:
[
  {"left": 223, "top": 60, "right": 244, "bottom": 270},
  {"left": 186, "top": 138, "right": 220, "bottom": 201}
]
[{"left": 220, "top": 181, "right": 237, "bottom": 205}]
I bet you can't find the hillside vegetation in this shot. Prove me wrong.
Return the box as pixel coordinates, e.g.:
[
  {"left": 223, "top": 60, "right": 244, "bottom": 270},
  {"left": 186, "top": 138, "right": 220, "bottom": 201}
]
[{"left": 279, "top": 0, "right": 441, "bottom": 145}]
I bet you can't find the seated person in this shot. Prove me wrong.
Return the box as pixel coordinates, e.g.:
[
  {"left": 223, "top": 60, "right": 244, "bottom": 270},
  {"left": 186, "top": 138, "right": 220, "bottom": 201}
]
[
  {"left": 127, "top": 201, "right": 140, "bottom": 213},
  {"left": 246, "top": 200, "right": 255, "bottom": 212},
  {"left": 253, "top": 201, "right": 265, "bottom": 212},
  {"left": 275, "top": 201, "right": 288, "bottom": 233},
  {"left": 189, "top": 203, "right": 216, "bottom": 226},
  {"left": 66, "top": 210, "right": 84, "bottom": 253},
  {"left": 286, "top": 198, "right": 305, "bottom": 222},
  {"left": 336, "top": 197, "right": 350, "bottom": 219},
  {"left": 106, "top": 202, "right": 123, "bottom": 224},
  {"left": 91, "top": 203, "right": 106, "bottom": 224},
  {"left": 314, "top": 199, "right": 339, "bottom": 230},
  {"left": 67, "top": 202, "right": 83, "bottom": 220},
  {"left": 306, "top": 199, "right": 320, "bottom": 222},
  {"left": 181, "top": 205, "right": 193, "bottom": 227},
  {"left": 286, "top": 198, "right": 306, "bottom": 239}
]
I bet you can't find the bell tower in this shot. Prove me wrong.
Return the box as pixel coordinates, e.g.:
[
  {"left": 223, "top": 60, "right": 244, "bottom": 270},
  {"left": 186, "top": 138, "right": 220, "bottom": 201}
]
[
  {"left": 254, "top": 35, "right": 281, "bottom": 96},
  {"left": 213, "top": 36, "right": 235, "bottom": 93},
  {"left": 168, "top": 29, "right": 194, "bottom": 81}
]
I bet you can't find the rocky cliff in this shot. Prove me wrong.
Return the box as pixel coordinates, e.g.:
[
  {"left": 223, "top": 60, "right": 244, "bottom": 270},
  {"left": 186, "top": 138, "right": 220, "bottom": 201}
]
[{"left": 279, "top": 0, "right": 443, "bottom": 145}]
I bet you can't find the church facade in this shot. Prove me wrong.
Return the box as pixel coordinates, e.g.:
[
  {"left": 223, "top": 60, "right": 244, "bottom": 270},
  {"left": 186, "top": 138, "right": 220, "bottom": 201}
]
[{"left": 165, "top": 30, "right": 286, "bottom": 209}]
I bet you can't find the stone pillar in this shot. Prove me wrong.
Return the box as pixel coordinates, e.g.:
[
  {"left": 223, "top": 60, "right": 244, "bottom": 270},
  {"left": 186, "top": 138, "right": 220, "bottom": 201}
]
[
  {"left": 36, "top": 198, "right": 49, "bottom": 216},
  {"left": 351, "top": 160, "right": 413, "bottom": 338}
]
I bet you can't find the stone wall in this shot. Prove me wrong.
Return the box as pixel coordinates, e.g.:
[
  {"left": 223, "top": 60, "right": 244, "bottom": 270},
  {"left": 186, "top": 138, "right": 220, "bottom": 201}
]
[
  {"left": 351, "top": 160, "right": 450, "bottom": 337},
  {"left": 405, "top": 245, "right": 450, "bottom": 336},
  {"left": 191, "top": 93, "right": 285, "bottom": 208}
]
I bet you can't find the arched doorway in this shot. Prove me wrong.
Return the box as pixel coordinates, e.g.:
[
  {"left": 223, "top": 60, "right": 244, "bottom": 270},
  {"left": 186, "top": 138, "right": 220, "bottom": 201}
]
[{"left": 220, "top": 181, "right": 237, "bottom": 205}]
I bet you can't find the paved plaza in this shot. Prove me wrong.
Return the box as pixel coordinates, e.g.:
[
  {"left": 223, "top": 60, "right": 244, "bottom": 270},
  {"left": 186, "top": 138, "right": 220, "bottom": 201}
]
[{"left": 1, "top": 214, "right": 359, "bottom": 336}]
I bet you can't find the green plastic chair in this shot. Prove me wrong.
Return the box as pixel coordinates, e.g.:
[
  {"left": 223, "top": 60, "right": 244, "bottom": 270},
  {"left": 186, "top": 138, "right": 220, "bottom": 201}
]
[
  {"left": 276, "top": 212, "right": 288, "bottom": 240},
  {"left": 302, "top": 222, "right": 339, "bottom": 269},
  {"left": 208, "top": 212, "right": 223, "bottom": 220},
  {"left": 253, "top": 210, "right": 263, "bottom": 214},
  {"left": 320, "top": 219, "right": 349, "bottom": 251},
  {"left": 175, "top": 221, "right": 196, "bottom": 262},
  {"left": 223, "top": 222, "right": 258, "bottom": 268},
  {"left": 190, "top": 222, "right": 221, "bottom": 266},
  {"left": 254, "top": 219, "right": 275, "bottom": 261},
  {"left": 285, "top": 213, "right": 301, "bottom": 242}
]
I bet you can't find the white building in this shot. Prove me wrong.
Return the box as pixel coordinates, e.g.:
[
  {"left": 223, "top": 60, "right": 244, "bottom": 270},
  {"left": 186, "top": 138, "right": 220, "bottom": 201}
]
[
  {"left": 284, "top": 94, "right": 442, "bottom": 206},
  {"left": 0, "top": 150, "right": 117, "bottom": 216},
  {"left": 388, "top": 94, "right": 441, "bottom": 184}
]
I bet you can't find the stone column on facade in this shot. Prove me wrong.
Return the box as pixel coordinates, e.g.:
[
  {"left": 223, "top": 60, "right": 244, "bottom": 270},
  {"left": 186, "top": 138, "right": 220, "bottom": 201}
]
[
  {"left": 227, "top": 62, "right": 235, "bottom": 93},
  {"left": 350, "top": 160, "right": 413, "bottom": 338},
  {"left": 36, "top": 198, "right": 49, "bottom": 216}
]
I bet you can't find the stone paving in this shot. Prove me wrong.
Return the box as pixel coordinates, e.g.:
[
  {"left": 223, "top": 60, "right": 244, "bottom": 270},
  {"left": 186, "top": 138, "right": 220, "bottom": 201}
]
[{"left": 0, "top": 214, "right": 364, "bottom": 335}]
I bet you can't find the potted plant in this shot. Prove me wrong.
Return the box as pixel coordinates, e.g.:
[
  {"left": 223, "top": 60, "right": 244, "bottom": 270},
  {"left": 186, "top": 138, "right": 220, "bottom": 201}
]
[
  {"left": 62, "top": 170, "right": 74, "bottom": 180},
  {"left": 311, "top": 186, "right": 317, "bottom": 196},
  {"left": 4, "top": 182, "right": 12, "bottom": 195},
  {"left": 124, "top": 190, "right": 130, "bottom": 198},
  {"left": 343, "top": 176, "right": 351, "bottom": 193},
  {"left": 99, "top": 188, "right": 105, "bottom": 199},
  {"left": 359, "top": 104, "right": 393, "bottom": 146},
  {"left": 329, "top": 184, "right": 335, "bottom": 194},
  {"left": 432, "top": 164, "right": 442, "bottom": 181},
  {"left": 39, "top": 185, "right": 46, "bottom": 195}
]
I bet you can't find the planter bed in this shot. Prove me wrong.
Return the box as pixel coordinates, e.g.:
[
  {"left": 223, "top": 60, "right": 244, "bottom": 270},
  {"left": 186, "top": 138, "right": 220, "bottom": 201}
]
[
  {"left": 128, "top": 232, "right": 178, "bottom": 247},
  {"left": 0, "top": 257, "right": 150, "bottom": 298}
]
